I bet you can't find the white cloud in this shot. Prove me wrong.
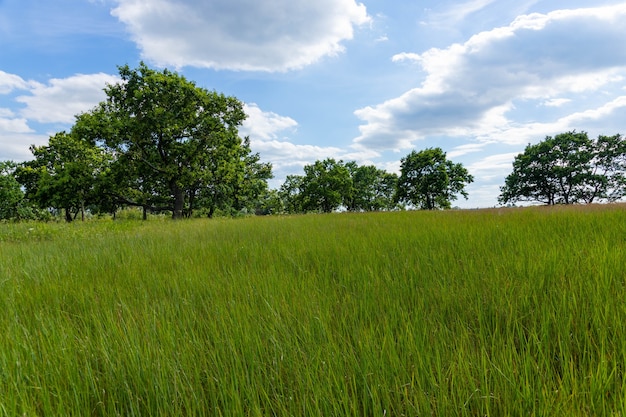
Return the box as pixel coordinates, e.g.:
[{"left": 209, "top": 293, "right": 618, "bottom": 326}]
[
  {"left": 0, "top": 116, "right": 32, "bottom": 134},
  {"left": 237, "top": 102, "right": 349, "bottom": 182},
  {"left": 543, "top": 98, "right": 571, "bottom": 107},
  {"left": 0, "top": 131, "right": 48, "bottom": 162},
  {"left": 391, "top": 53, "right": 421, "bottom": 63},
  {"left": 428, "top": 0, "right": 498, "bottom": 24},
  {"left": 468, "top": 152, "right": 519, "bottom": 175},
  {"left": 16, "top": 73, "right": 119, "bottom": 124},
  {"left": 255, "top": 140, "right": 342, "bottom": 168},
  {"left": 111, "top": 0, "right": 371, "bottom": 71},
  {"left": 240, "top": 103, "right": 298, "bottom": 141},
  {"left": 0, "top": 71, "right": 30, "bottom": 94},
  {"left": 0, "top": 71, "right": 119, "bottom": 161},
  {"left": 447, "top": 143, "right": 487, "bottom": 158},
  {"left": 355, "top": 4, "right": 626, "bottom": 151},
  {"left": 559, "top": 95, "right": 626, "bottom": 124}
]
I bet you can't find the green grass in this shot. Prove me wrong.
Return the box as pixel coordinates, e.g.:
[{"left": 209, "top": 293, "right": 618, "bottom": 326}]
[{"left": 1, "top": 205, "right": 626, "bottom": 416}]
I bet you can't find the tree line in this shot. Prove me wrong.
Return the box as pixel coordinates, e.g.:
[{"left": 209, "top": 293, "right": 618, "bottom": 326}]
[
  {"left": 0, "top": 64, "right": 475, "bottom": 221},
  {"left": 274, "top": 148, "right": 473, "bottom": 214},
  {"left": 1, "top": 64, "right": 625, "bottom": 222}
]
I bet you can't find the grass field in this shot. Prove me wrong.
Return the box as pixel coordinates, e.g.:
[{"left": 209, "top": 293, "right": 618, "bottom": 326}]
[{"left": 1, "top": 205, "right": 625, "bottom": 416}]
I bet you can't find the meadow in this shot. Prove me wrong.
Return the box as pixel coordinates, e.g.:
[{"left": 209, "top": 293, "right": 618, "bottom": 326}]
[{"left": 1, "top": 205, "right": 625, "bottom": 416}]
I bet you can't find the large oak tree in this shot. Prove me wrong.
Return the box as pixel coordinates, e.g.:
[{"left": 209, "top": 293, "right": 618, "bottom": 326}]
[{"left": 76, "top": 63, "right": 260, "bottom": 219}]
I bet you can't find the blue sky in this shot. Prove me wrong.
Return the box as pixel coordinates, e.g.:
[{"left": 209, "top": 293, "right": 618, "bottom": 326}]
[{"left": 2, "top": 0, "right": 626, "bottom": 207}]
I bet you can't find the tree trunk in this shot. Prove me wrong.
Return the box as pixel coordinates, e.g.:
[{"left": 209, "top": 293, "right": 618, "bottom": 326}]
[
  {"left": 172, "top": 183, "right": 185, "bottom": 220},
  {"left": 65, "top": 207, "right": 73, "bottom": 222}
]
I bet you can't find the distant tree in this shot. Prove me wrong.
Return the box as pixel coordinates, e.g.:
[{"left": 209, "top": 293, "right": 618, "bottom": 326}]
[
  {"left": 279, "top": 175, "right": 306, "bottom": 214},
  {"left": 498, "top": 132, "right": 626, "bottom": 205},
  {"left": 279, "top": 160, "right": 402, "bottom": 214},
  {"left": 75, "top": 63, "right": 262, "bottom": 219},
  {"left": 396, "top": 148, "right": 474, "bottom": 210},
  {"left": 299, "top": 158, "right": 352, "bottom": 213},
  {"left": 16, "top": 132, "right": 111, "bottom": 221},
  {"left": 344, "top": 162, "right": 398, "bottom": 211},
  {"left": 0, "top": 161, "right": 26, "bottom": 220},
  {"left": 253, "top": 189, "right": 284, "bottom": 215}
]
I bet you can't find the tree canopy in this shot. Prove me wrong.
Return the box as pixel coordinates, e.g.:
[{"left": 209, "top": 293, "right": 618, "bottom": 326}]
[
  {"left": 75, "top": 63, "right": 262, "bottom": 219},
  {"left": 16, "top": 132, "right": 110, "bottom": 221},
  {"left": 9, "top": 63, "right": 274, "bottom": 221},
  {"left": 499, "top": 131, "right": 626, "bottom": 206},
  {"left": 396, "top": 148, "right": 473, "bottom": 210},
  {"left": 0, "top": 161, "right": 27, "bottom": 220},
  {"left": 278, "top": 159, "right": 398, "bottom": 214}
]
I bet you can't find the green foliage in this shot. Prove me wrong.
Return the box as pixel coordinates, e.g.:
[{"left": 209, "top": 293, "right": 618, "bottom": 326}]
[
  {"left": 279, "top": 174, "right": 306, "bottom": 213},
  {"left": 279, "top": 158, "right": 352, "bottom": 213},
  {"left": 345, "top": 162, "right": 398, "bottom": 211},
  {"left": 72, "top": 62, "right": 271, "bottom": 219},
  {"left": 1, "top": 205, "right": 626, "bottom": 415},
  {"left": 396, "top": 147, "right": 474, "bottom": 210},
  {"left": 15, "top": 133, "right": 111, "bottom": 221},
  {"left": 0, "top": 161, "right": 24, "bottom": 220},
  {"left": 301, "top": 158, "right": 352, "bottom": 213},
  {"left": 12, "top": 63, "right": 272, "bottom": 221},
  {"left": 499, "top": 131, "right": 626, "bottom": 205},
  {"left": 279, "top": 159, "right": 399, "bottom": 214}
]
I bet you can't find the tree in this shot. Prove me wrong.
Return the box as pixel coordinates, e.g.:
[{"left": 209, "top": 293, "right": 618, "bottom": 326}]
[
  {"left": 279, "top": 159, "right": 401, "bottom": 214},
  {"left": 278, "top": 159, "right": 352, "bottom": 214},
  {"left": 344, "top": 162, "right": 398, "bottom": 211},
  {"left": 279, "top": 174, "right": 306, "bottom": 214},
  {"left": 16, "top": 132, "right": 111, "bottom": 221},
  {"left": 192, "top": 136, "right": 273, "bottom": 217},
  {"left": 76, "top": 63, "right": 259, "bottom": 219},
  {"left": 230, "top": 137, "right": 274, "bottom": 213},
  {"left": 498, "top": 132, "right": 626, "bottom": 206},
  {"left": 0, "top": 161, "right": 26, "bottom": 220},
  {"left": 396, "top": 148, "right": 474, "bottom": 210},
  {"left": 300, "top": 158, "right": 352, "bottom": 213},
  {"left": 589, "top": 134, "right": 626, "bottom": 202}
]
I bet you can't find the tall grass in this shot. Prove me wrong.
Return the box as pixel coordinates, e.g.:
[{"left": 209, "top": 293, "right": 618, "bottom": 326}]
[{"left": 1, "top": 205, "right": 625, "bottom": 415}]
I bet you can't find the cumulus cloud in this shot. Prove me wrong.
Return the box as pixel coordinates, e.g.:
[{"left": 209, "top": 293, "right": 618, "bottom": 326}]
[
  {"left": 255, "top": 140, "right": 343, "bottom": 169},
  {"left": 0, "top": 71, "right": 31, "bottom": 94},
  {"left": 354, "top": 4, "right": 626, "bottom": 151},
  {"left": 240, "top": 103, "right": 298, "bottom": 141},
  {"left": 16, "top": 73, "right": 120, "bottom": 124},
  {"left": 0, "top": 114, "right": 32, "bottom": 134},
  {"left": 0, "top": 72, "right": 119, "bottom": 160},
  {"left": 111, "top": 0, "right": 371, "bottom": 71},
  {"left": 239, "top": 102, "right": 385, "bottom": 186},
  {"left": 558, "top": 95, "right": 626, "bottom": 125},
  {"left": 468, "top": 152, "right": 520, "bottom": 177},
  {"left": 0, "top": 131, "right": 48, "bottom": 161}
]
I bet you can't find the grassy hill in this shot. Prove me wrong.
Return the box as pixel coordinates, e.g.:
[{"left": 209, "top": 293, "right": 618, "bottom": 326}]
[{"left": 1, "top": 205, "right": 625, "bottom": 415}]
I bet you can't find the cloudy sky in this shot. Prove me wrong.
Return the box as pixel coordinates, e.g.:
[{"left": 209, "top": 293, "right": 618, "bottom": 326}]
[{"left": 2, "top": 0, "right": 626, "bottom": 207}]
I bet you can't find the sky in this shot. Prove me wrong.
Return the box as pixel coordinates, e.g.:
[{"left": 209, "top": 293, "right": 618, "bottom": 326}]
[{"left": 2, "top": 0, "right": 626, "bottom": 208}]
